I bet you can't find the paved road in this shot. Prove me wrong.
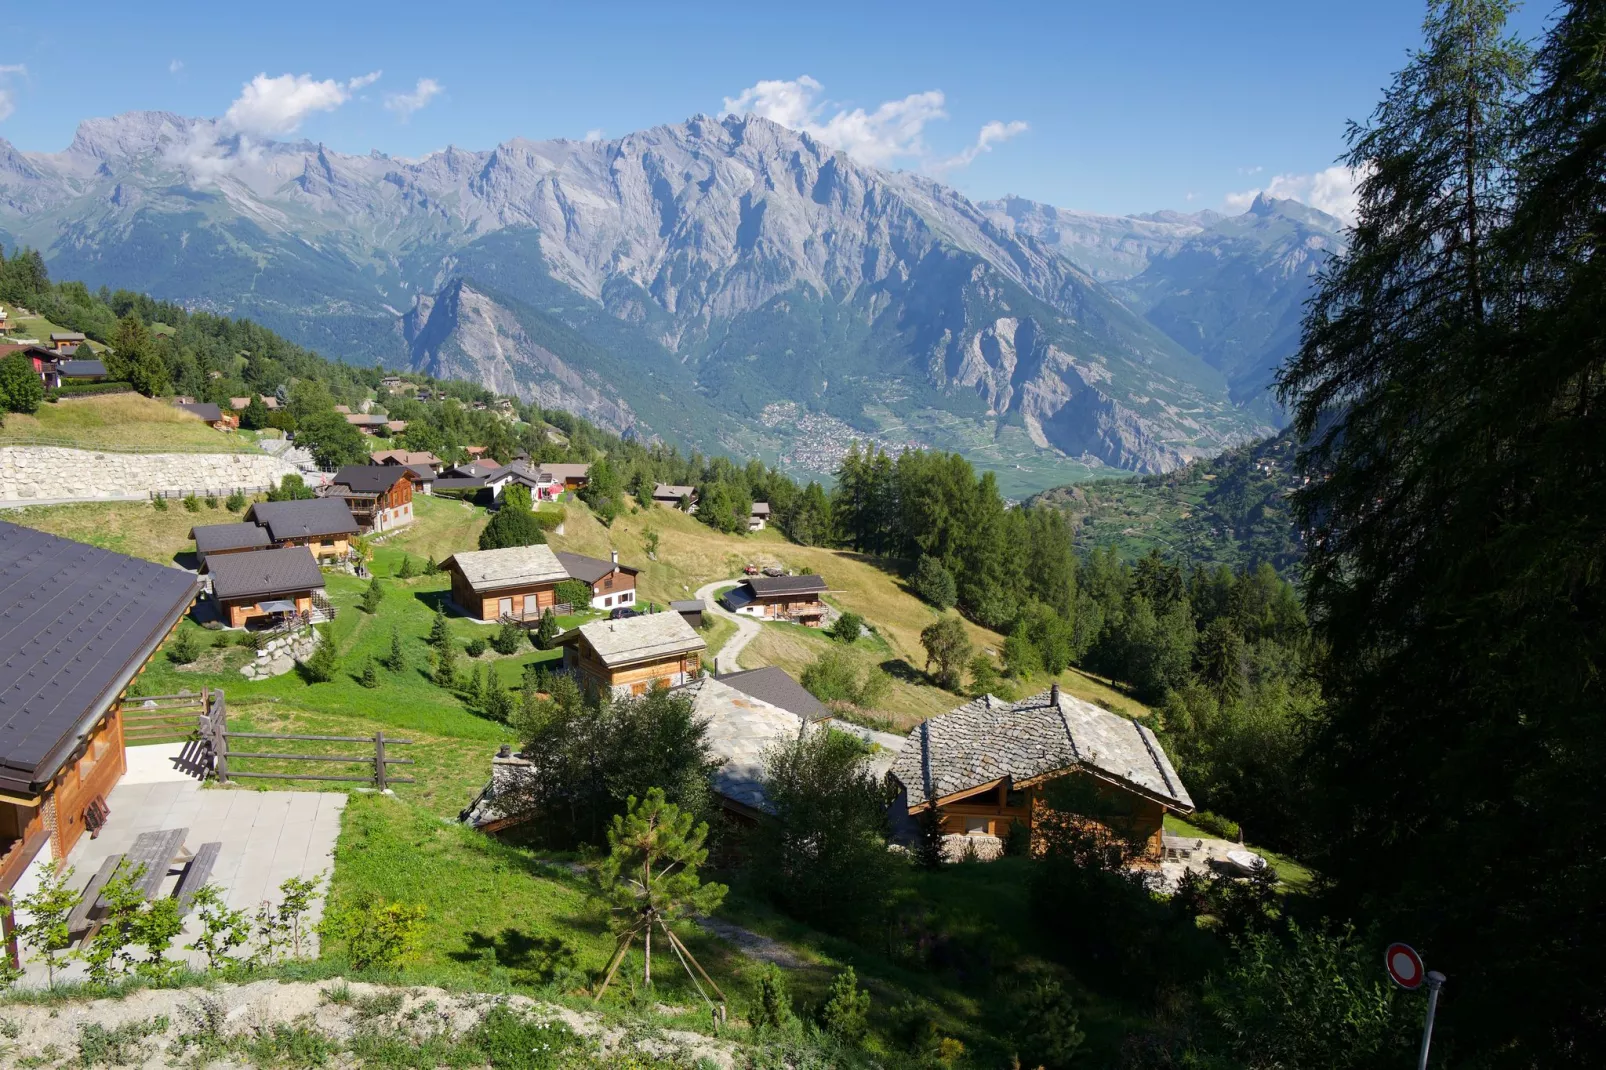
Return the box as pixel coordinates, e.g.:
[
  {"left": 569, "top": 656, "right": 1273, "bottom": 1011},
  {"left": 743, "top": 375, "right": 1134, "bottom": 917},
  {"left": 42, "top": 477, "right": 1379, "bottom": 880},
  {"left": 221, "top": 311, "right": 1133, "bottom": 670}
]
[{"left": 693, "top": 578, "right": 760, "bottom": 674}]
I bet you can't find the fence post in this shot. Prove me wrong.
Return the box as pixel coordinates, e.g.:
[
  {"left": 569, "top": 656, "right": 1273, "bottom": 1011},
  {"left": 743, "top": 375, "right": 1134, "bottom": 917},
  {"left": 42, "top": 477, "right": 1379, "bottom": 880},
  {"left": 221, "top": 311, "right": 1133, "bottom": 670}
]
[
  {"left": 213, "top": 693, "right": 230, "bottom": 785},
  {"left": 374, "top": 730, "right": 388, "bottom": 792}
]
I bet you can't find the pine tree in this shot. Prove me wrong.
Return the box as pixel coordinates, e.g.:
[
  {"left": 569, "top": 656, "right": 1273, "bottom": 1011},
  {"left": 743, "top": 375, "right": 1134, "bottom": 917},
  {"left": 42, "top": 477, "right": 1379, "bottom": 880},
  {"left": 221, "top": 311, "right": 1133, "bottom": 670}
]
[
  {"left": 360, "top": 576, "right": 383, "bottom": 614},
  {"left": 359, "top": 659, "right": 379, "bottom": 689},
  {"left": 383, "top": 627, "right": 405, "bottom": 672},
  {"left": 534, "top": 609, "right": 560, "bottom": 650},
  {"left": 396, "top": 555, "right": 417, "bottom": 579},
  {"left": 303, "top": 627, "right": 337, "bottom": 683},
  {"left": 240, "top": 394, "right": 270, "bottom": 430},
  {"left": 428, "top": 607, "right": 452, "bottom": 651}
]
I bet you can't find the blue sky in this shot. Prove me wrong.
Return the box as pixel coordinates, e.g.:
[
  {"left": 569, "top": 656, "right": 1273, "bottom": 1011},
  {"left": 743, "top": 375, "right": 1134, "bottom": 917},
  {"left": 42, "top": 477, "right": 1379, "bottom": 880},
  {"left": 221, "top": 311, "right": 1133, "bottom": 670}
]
[{"left": 0, "top": 0, "right": 1555, "bottom": 219}]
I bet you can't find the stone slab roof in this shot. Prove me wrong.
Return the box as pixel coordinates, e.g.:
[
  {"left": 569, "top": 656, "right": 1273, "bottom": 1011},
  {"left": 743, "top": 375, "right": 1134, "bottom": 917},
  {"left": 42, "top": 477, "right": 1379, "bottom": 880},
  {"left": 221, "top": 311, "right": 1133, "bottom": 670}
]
[
  {"left": 680, "top": 676, "right": 804, "bottom": 814},
  {"left": 0, "top": 523, "right": 200, "bottom": 792},
  {"left": 443, "top": 544, "right": 567, "bottom": 592},
  {"left": 539, "top": 463, "right": 590, "bottom": 480},
  {"left": 564, "top": 611, "right": 705, "bottom": 667},
  {"left": 653, "top": 483, "right": 696, "bottom": 499},
  {"left": 889, "top": 688, "right": 1193, "bottom": 813}
]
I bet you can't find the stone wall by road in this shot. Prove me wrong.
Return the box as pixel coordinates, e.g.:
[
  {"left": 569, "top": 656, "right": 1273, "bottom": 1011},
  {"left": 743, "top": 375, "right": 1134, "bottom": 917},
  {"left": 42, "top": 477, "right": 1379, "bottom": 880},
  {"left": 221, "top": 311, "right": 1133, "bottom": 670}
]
[{"left": 0, "top": 446, "right": 301, "bottom": 502}]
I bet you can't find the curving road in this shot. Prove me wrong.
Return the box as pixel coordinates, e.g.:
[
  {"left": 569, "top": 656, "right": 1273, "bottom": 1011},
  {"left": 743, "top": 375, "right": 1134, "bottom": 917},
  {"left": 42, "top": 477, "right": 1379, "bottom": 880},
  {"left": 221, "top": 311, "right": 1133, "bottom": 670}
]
[{"left": 693, "top": 578, "right": 760, "bottom": 674}]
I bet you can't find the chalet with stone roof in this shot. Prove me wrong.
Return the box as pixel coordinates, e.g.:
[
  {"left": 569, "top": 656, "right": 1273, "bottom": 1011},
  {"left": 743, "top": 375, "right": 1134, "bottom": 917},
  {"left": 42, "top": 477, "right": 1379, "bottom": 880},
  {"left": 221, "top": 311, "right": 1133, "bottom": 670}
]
[
  {"left": 443, "top": 544, "right": 569, "bottom": 622},
  {"left": 558, "top": 612, "right": 706, "bottom": 696},
  {"left": 888, "top": 685, "right": 1194, "bottom": 860},
  {"left": 723, "top": 574, "right": 830, "bottom": 626}
]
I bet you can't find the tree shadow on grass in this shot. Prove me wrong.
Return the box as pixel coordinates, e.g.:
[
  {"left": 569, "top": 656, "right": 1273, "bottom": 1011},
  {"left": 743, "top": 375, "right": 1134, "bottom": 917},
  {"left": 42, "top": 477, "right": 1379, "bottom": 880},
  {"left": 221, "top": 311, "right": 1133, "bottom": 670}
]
[
  {"left": 880, "top": 658, "right": 930, "bottom": 686},
  {"left": 451, "top": 928, "right": 579, "bottom": 977},
  {"left": 411, "top": 589, "right": 457, "bottom": 614}
]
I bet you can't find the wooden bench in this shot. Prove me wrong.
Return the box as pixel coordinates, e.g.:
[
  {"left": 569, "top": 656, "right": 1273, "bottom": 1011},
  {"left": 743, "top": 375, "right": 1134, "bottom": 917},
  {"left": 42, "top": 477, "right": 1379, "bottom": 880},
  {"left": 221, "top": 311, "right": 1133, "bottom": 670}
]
[
  {"left": 65, "top": 853, "right": 125, "bottom": 935},
  {"left": 123, "top": 828, "right": 189, "bottom": 901},
  {"left": 172, "top": 842, "right": 222, "bottom": 915}
]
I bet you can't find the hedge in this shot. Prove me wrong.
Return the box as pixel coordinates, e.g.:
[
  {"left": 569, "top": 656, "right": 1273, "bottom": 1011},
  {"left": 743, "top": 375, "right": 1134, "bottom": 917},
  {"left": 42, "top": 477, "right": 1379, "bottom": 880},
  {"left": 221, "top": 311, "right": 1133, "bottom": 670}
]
[
  {"left": 47, "top": 381, "right": 135, "bottom": 400},
  {"left": 532, "top": 506, "right": 567, "bottom": 531}
]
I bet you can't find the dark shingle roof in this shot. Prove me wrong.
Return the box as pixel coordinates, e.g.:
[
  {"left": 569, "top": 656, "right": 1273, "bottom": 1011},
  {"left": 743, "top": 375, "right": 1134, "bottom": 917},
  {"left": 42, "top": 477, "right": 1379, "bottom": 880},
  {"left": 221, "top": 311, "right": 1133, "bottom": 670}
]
[
  {"left": 56, "top": 359, "right": 108, "bottom": 378},
  {"left": 245, "top": 499, "right": 360, "bottom": 542},
  {"left": 177, "top": 402, "right": 224, "bottom": 423},
  {"left": 332, "top": 465, "right": 412, "bottom": 494},
  {"left": 204, "top": 546, "right": 324, "bottom": 602},
  {"left": 0, "top": 523, "right": 200, "bottom": 791},
  {"left": 718, "top": 666, "right": 829, "bottom": 723},
  {"left": 889, "top": 689, "right": 1194, "bottom": 813},
  {"left": 744, "top": 574, "right": 828, "bottom": 598},
  {"left": 554, "top": 551, "right": 637, "bottom": 585},
  {"left": 190, "top": 522, "right": 271, "bottom": 554}
]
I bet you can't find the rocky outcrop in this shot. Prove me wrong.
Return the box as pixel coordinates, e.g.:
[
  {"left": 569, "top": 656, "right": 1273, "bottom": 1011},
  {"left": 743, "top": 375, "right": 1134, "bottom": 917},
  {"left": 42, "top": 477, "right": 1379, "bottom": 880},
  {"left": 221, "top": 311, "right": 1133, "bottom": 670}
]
[
  {"left": 239, "top": 627, "right": 322, "bottom": 679},
  {"left": 0, "top": 447, "right": 299, "bottom": 501}
]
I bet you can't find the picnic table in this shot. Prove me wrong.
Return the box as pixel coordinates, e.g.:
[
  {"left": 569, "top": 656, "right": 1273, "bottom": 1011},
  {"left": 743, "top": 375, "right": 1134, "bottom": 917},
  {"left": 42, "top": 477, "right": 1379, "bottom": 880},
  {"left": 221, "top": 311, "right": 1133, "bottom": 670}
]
[{"left": 66, "top": 827, "right": 222, "bottom": 941}]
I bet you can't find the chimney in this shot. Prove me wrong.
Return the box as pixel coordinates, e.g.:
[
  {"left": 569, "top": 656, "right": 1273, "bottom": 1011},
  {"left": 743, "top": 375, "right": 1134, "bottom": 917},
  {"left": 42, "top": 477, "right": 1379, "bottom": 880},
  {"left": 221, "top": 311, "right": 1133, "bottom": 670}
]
[
  {"left": 610, "top": 549, "right": 619, "bottom": 566},
  {"left": 1050, "top": 682, "right": 1060, "bottom": 706}
]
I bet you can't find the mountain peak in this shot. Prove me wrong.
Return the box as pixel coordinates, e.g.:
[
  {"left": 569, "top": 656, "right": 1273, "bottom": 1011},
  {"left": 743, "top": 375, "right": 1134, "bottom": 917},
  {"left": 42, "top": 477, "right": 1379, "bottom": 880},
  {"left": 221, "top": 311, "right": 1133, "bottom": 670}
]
[{"left": 67, "top": 111, "right": 204, "bottom": 161}]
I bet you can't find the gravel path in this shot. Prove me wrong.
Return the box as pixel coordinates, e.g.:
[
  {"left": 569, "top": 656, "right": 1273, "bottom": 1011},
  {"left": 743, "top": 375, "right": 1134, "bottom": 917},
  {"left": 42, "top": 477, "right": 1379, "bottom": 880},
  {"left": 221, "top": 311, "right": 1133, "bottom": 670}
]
[{"left": 694, "top": 578, "right": 760, "bottom": 673}]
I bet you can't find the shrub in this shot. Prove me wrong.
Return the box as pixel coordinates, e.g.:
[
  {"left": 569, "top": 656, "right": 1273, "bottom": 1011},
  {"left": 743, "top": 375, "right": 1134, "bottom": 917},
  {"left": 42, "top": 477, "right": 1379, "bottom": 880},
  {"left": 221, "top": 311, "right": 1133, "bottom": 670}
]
[
  {"left": 818, "top": 966, "right": 871, "bottom": 1044},
  {"left": 167, "top": 628, "right": 201, "bottom": 664},
  {"left": 912, "top": 554, "right": 957, "bottom": 609},
  {"left": 205, "top": 495, "right": 219, "bottom": 509},
  {"left": 554, "top": 579, "right": 592, "bottom": 610},
  {"left": 531, "top": 506, "right": 567, "bottom": 531},
  {"left": 465, "top": 637, "right": 488, "bottom": 658},
  {"left": 968, "top": 653, "right": 1000, "bottom": 695},
  {"left": 749, "top": 964, "right": 799, "bottom": 1033},
  {"left": 152, "top": 495, "right": 169, "bottom": 512},
  {"left": 423, "top": 555, "right": 440, "bottom": 575},
  {"left": 1003, "top": 629, "right": 1042, "bottom": 678},
  {"left": 396, "top": 555, "right": 416, "bottom": 579},
  {"left": 1011, "top": 979, "right": 1085, "bottom": 1070},
  {"left": 383, "top": 628, "right": 405, "bottom": 672},
  {"left": 301, "top": 627, "right": 337, "bottom": 683},
  {"left": 800, "top": 648, "right": 888, "bottom": 709},
  {"left": 492, "top": 620, "right": 523, "bottom": 655},
  {"left": 360, "top": 577, "right": 383, "bottom": 614},
  {"left": 45, "top": 380, "right": 135, "bottom": 399},
  {"left": 1190, "top": 810, "right": 1242, "bottom": 841},
  {"left": 359, "top": 659, "right": 379, "bottom": 689},
  {"left": 479, "top": 504, "right": 546, "bottom": 551},
  {"left": 182, "top": 494, "right": 201, "bottom": 513},
  {"left": 484, "top": 684, "right": 514, "bottom": 723},
  {"left": 322, "top": 897, "right": 427, "bottom": 972},
  {"left": 0, "top": 352, "right": 45, "bottom": 414},
  {"left": 920, "top": 616, "right": 972, "bottom": 691},
  {"left": 828, "top": 610, "right": 865, "bottom": 644},
  {"left": 534, "top": 609, "right": 560, "bottom": 650},
  {"left": 224, "top": 490, "right": 247, "bottom": 513}
]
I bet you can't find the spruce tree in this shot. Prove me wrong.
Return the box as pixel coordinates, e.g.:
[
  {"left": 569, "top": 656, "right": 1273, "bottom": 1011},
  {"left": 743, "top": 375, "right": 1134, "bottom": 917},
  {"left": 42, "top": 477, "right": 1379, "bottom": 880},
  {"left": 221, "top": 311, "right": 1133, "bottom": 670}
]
[
  {"left": 384, "top": 627, "right": 405, "bottom": 672},
  {"left": 360, "top": 577, "right": 383, "bottom": 614}
]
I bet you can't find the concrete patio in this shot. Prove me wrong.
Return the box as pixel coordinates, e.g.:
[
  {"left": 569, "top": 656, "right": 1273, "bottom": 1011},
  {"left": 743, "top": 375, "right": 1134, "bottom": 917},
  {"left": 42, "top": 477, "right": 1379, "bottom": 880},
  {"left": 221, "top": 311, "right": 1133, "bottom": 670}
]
[{"left": 10, "top": 743, "right": 346, "bottom": 987}]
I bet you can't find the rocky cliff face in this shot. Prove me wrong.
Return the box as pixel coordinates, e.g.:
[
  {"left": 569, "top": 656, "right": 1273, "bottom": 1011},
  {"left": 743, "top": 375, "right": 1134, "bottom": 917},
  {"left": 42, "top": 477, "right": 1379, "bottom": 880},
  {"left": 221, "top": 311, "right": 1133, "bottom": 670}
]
[{"left": 0, "top": 111, "right": 1278, "bottom": 474}]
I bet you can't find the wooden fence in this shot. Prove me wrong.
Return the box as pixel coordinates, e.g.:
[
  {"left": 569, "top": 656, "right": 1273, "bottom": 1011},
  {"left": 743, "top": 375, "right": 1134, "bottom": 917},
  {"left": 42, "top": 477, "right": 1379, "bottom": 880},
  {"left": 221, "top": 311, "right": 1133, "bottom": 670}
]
[{"left": 127, "top": 689, "right": 415, "bottom": 791}]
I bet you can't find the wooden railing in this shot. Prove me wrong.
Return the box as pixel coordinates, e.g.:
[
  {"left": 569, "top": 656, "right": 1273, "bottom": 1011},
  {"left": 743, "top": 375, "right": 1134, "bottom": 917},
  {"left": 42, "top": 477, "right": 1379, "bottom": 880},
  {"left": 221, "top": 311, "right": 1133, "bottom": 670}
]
[
  {"left": 120, "top": 689, "right": 210, "bottom": 745},
  {"left": 217, "top": 730, "right": 414, "bottom": 790}
]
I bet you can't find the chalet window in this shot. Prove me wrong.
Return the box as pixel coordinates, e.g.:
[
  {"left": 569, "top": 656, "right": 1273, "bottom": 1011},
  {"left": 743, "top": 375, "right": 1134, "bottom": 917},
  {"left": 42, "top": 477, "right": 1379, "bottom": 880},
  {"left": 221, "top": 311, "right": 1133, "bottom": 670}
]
[
  {"left": 964, "top": 817, "right": 992, "bottom": 836},
  {"left": 499, "top": 597, "right": 513, "bottom": 617}
]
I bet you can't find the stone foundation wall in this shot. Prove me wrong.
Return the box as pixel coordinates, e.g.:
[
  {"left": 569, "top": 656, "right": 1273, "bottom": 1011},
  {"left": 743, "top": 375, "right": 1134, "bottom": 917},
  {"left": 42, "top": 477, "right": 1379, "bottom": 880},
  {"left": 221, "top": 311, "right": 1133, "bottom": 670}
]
[{"left": 0, "top": 446, "right": 300, "bottom": 501}]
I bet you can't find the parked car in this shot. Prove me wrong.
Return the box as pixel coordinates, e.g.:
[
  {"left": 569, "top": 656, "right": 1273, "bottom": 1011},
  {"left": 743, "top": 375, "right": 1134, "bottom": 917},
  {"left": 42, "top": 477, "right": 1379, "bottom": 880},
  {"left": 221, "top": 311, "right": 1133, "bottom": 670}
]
[{"left": 609, "top": 607, "right": 641, "bottom": 620}]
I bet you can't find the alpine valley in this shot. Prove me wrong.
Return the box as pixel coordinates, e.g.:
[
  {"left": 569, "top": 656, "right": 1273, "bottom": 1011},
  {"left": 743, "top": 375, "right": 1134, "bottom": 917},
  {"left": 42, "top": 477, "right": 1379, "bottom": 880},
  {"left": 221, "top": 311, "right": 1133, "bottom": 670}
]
[{"left": 0, "top": 111, "right": 1344, "bottom": 494}]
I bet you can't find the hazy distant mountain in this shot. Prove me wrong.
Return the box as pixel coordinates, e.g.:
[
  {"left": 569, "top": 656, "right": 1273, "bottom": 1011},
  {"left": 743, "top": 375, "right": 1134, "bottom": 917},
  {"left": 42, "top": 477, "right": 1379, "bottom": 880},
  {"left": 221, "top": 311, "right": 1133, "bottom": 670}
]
[
  {"left": 983, "top": 192, "right": 1345, "bottom": 419},
  {"left": 0, "top": 111, "right": 1280, "bottom": 476}
]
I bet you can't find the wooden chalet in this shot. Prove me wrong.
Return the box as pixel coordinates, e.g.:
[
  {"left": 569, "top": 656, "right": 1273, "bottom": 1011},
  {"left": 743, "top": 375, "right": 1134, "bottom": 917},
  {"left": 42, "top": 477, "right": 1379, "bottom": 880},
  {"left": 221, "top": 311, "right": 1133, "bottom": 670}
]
[
  {"left": 326, "top": 465, "right": 417, "bottom": 532},
  {"left": 344, "top": 413, "right": 389, "bottom": 435},
  {"left": 0, "top": 343, "right": 59, "bottom": 383},
  {"left": 554, "top": 550, "right": 638, "bottom": 611},
  {"left": 652, "top": 483, "right": 698, "bottom": 511},
  {"left": 538, "top": 463, "right": 590, "bottom": 492},
  {"left": 189, "top": 521, "right": 271, "bottom": 563},
  {"left": 49, "top": 331, "right": 86, "bottom": 352},
  {"left": 749, "top": 502, "right": 771, "bottom": 531},
  {"left": 887, "top": 685, "right": 1194, "bottom": 861},
  {"left": 0, "top": 523, "right": 202, "bottom": 891},
  {"left": 370, "top": 449, "right": 441, "bottom": 472},
  {"left": 443, "top": 544, "right": 569, "bottom": 622},
  {"left": 203, "top": 546, "right": 326, "bottom": 629},
  {"left": 177, "top": 401, "right": 236, "bottom": 430},
  {"left": 558, "top": 612, "right": 706, "bottom": 696},
  {"left": 243, "top": 499, "right": 359, "bottom": 560},
  {"left": 723, "top": 574, "right": 830, "bottom": 626}
]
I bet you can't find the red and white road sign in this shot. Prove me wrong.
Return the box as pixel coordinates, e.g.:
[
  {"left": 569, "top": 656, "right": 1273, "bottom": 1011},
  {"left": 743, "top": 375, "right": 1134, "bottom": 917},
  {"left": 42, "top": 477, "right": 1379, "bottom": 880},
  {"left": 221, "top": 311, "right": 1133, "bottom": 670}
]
[{"left": 1386, "top": 942, "right": 1425, "bottom": 989}]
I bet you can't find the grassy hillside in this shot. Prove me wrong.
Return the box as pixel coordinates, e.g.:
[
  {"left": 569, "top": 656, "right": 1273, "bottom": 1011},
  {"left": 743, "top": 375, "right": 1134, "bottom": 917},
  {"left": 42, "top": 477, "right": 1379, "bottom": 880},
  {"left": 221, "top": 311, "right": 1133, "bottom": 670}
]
[
  {"left": 1034, "top": 428, "right": 1303, "bottom": 574},
  {"left": 0, "top": 393, "right": 259, "bottom": 452}
]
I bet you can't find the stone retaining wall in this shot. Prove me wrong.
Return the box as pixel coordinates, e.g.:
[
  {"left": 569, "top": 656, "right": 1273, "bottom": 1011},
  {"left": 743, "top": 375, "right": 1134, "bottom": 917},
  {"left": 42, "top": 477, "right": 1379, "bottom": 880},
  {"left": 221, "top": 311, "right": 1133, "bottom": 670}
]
[{"left": 0, "top": 446, "right": 300, "bottom": 501}]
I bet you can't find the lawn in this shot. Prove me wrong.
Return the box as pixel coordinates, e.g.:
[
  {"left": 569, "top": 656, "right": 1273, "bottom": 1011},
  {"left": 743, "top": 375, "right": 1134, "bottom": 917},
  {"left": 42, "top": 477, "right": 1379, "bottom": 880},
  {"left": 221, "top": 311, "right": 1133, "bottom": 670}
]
[
  {"left": 1164, "top": 814, "right": 1317, "bottom": 895},
  {"left": 0, "top": 393, "right": 257, "bottom": 452},
  {"left": 700, "top": 613, "right": 738, "bottom": 658},
  {"left": 1, "top": 498, "right": 244, "bottom": 564}
]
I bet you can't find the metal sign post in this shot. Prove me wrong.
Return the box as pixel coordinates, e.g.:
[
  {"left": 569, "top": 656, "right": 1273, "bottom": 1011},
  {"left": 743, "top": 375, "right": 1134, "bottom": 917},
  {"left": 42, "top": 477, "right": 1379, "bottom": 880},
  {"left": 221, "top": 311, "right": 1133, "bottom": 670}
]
[{"left": 1416, "top": 971, "right": 1446, "bottom": 1070}]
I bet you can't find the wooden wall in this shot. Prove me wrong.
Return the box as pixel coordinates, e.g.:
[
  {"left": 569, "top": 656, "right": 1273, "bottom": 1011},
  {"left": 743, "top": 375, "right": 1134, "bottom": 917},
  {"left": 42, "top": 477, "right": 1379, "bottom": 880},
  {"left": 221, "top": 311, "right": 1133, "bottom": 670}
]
[
  {"left": 48, "top": 708, "right": 126, "bottom": 861},
  {"left": 223, "top": 592, "right": 313, "bottom": 628}
]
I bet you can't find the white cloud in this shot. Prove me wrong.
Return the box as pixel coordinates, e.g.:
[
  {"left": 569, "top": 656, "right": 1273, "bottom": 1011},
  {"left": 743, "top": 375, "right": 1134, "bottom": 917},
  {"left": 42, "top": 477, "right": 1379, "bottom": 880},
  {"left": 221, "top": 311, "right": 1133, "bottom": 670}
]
[
  {"left": 931, "top": 119, "right": 1028, "bottom": 173},
  {"left": 1225, "top": 164, "right": 1363, "bottom": 225},
  {"left": 583, "top": 128, "right": 606, "bottom": 142},
  {"left": 384, "top": 78, "right": 442, "bottom": 120},
  {"left": 222, "top": 71, "right": 379, "bottom": 137},
  {"left": 0, "top": 65, "right": 25, "bottom": 122},
  {"left": 720, "top": 75, "right": 1025, "bottom": 173},
  {"left": 169, "top": 59, "right": 183, "bottom": 75}
]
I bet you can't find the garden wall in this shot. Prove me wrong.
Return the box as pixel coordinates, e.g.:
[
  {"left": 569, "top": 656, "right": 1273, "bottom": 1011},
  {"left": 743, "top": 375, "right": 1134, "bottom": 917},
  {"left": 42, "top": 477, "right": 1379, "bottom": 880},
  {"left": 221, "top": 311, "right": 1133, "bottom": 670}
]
[{"left": 0, "top": 446, "right": 300, "bottom": 502}]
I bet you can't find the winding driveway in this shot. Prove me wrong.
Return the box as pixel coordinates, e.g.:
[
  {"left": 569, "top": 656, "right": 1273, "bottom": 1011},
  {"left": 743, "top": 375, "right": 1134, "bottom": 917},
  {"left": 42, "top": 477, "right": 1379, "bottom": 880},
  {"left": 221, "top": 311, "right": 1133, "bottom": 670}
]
[{"left": 693, "top": 578, "right": 760, "bottom": 674}]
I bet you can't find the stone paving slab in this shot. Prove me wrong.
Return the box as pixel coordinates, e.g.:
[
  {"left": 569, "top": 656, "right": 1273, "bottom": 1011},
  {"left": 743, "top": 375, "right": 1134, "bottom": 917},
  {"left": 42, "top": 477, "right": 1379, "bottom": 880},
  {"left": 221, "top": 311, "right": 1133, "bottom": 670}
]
[{"left": 11, "top": 771, "right": 346, "bottom": 988}]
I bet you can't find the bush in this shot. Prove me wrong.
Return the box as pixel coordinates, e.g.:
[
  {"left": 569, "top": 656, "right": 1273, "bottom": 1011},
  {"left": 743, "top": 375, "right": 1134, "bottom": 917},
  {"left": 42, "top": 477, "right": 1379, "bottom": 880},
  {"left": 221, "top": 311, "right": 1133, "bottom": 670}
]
[
  {"left": 396, "top": 555, "right": 416, "bottom": 579},
  {"left": 749, "top": 964, "right": 799, "bottom": 1034},
  {"left": 301, "top": 628, "right": 337, "bottom": 683},
  {"left": 800, "top": 648, "right": 889, "bottom": 709},
  {"left": 360, "top": 577, "right": 383, "bottom": 614},
  {"left": 167, "top": 628, "right": 200, "bottom": 665},
  {"left": 827, "top": 610, "right": 865, "bottom": 644},
  {"left": 478, "top": 505, "right": 546, "bottom": 551},
  {"left": 531, "top": 506, "right": 567, "bottom": 531},
  {"left": 224, "top": 490, "right": 247, "bottom": 513},
  {"left": 151, "top": 495, "right": 168, "bottom": 512},
  {"left": 359, "top": 659, "right": 379, "bottom": 689},
  {"left": 465, "top": 637, "right": 487, "bottom": 658},
  {"left": 553, "top": 579, "right": 592, "bottom": 610},
  {"left": 484, "top": 684, "right": 514, "bottom": 723},
  {"left": 1190, "top": 810, "right": 1242, "bottom": 841},
  {"left": 491, "top": 620, "right": 523, "bottom": 655},
  {"left": 44, "top": 380, "right": 134, "bottom": 399},
  {"left": 817, "top": 966, "right": 871, "bottom": 1044},
  {"left": 533, "top": 610, "right": 560, "bottom": 650},
  {"left": 1011, "top": 979, "right": 1084, "bottom": 1070},
  {"left": 0, "top": 352, "right": 44, "bottom": 414},
  {"left": 968, "top": 653, "right": 1000, "bottom": 695},
  {"left": 182, "top": 494, "right": 201, "bottom": 513},
  {"left": 321, "top": 897, "right": 427, "bottom": 972},
  {"left": 912, "top": 555, "right": 957, "bottom": 609},
  {"left": 205, "top": 495, "right": 219, "bottom": 510}
]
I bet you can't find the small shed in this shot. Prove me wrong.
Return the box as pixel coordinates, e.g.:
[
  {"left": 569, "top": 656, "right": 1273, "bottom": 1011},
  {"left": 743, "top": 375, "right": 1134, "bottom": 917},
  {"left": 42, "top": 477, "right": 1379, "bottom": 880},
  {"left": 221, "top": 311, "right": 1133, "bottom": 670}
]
[{"left": 670, "top": 600, "right": 704, "bottom": 629}]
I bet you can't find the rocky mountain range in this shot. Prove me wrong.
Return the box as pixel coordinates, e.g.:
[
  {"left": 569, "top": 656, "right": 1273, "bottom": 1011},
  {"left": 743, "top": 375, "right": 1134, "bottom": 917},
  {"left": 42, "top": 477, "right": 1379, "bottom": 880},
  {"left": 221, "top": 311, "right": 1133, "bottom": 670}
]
[{"left": 0, "top": 111, "right": 1342, "bottom": 486}]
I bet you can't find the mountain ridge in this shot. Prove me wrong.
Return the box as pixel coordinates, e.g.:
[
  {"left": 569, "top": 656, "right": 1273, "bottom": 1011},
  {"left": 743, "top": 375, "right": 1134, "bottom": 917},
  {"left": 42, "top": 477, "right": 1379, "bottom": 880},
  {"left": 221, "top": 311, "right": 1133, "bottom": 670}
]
[{"left": 0, "top": 110, "right": 1290, "bottom": 483}]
